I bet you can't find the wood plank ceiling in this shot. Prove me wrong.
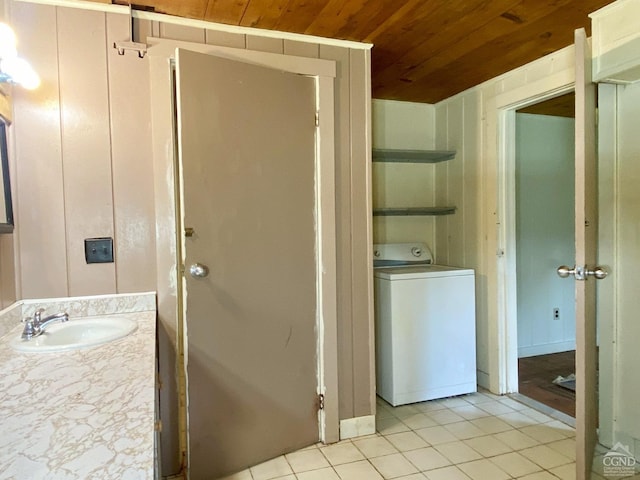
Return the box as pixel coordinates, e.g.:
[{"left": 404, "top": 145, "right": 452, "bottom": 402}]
[{"left": 107, "top": 0, "right": 615, "bottom": 104}]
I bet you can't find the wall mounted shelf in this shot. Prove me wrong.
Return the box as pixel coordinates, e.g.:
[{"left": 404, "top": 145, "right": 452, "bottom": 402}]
[
  {"left": 373, "top": 148, "right": 458, "bottom": 217},
  {"left": 373, "top": 207, "right": 456, "bottom": 216},
  {"left": 372, "top": 148, "right": 456, "bottom": 163}
]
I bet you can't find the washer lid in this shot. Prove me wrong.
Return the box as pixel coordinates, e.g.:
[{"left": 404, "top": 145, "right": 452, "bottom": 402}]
[{"left": 374, "top": 264, "right": 475, "bottom": 279}]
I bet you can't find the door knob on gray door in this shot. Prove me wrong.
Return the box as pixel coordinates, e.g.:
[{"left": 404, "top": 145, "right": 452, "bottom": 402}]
[
  {"left": 557, "top": 265, "right": 608, "bottom": 280},
  {"left": 189, "top": 263, "right": 209, "bottom": 278}
]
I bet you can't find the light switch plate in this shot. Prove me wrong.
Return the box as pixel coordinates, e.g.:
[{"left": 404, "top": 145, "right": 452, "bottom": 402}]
[{"left": 84, "top": 237, "right": 114, "bottom": 264}]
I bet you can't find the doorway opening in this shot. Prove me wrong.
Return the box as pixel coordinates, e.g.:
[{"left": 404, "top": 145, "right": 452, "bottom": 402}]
[{"left": 513, "top": 93, "right": 577, "bottom": 419}]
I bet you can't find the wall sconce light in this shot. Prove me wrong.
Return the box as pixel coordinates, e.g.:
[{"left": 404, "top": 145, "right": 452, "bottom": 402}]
[{"left": 0, "top": 22, "right": 40, "bottom": 90}]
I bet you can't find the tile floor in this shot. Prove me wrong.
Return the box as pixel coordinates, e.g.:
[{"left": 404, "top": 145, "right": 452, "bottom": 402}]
[{"left": 220, "top": 391, "right": 637, "bottom": 480}]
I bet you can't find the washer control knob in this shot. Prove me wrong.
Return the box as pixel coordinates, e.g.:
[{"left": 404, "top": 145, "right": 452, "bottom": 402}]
[
  {"left": 374, "top": 250, "right": 380, "bottom": 257},
  {"left": 411, "top": 247, "right": 422, "bottom": 257}
]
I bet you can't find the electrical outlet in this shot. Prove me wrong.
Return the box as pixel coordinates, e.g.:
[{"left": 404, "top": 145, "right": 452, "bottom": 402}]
[{"left": 553, "top": 307, "right": 560, "bottom": 320}]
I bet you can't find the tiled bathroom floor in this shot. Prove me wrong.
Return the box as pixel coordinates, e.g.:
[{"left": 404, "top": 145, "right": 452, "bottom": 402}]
[{"left": 219, "top": 391, "right": 631, "bottom": 480}]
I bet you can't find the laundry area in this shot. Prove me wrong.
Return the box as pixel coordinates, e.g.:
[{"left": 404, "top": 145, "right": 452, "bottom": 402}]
[{"left": 372, "top": 100, "right": 479, "bottom": 406}]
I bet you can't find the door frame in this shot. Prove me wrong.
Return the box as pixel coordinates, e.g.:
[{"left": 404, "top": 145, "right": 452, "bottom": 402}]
[
  {"left": 147, "top": 39, "right": 340, "bottom": 454},
  {"left": 493, "top": 73, "right": 575, "bottom": 393}
]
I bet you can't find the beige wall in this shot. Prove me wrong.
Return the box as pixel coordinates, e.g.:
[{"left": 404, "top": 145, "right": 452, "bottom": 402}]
[{"left": 4, "top": 1, "right": 373, "bottom": 475}]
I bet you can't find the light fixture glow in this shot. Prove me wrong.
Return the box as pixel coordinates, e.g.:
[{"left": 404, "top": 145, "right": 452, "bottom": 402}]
[
  {"left": 0, "top": 22, "right": 39, "bottom": 90},
  {"left": 0, "top": 23, "right": 17, "bottom": 59}
]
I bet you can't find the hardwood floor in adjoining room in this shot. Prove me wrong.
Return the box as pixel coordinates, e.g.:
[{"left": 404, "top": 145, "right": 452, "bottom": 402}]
[{"left": 518, "top": 351, "right": 576, "bottom": 418}]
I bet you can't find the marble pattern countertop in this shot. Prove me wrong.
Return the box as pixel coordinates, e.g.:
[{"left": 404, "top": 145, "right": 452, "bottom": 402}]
[{"left": 0, "top": 293, "right": 157, "bottom": 480}]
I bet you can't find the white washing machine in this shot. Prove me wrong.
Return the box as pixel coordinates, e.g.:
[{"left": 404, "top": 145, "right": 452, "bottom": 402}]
[{"left": 374, "top": 243, "right": 477, "bottom": 406}]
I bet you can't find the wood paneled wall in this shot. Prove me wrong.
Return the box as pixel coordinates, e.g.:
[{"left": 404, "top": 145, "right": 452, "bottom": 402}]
[
  {"left": 434, "top": 45, "right": 575, "bottom": 391},
  {"left": 10, "top": 4, "right": 157, "bottom": 299},
  {"left": 5, "top": 2, "right": 373, "bottom": 475}
]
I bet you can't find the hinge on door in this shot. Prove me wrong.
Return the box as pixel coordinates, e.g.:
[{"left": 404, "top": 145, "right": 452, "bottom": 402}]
[
  {"left": 317, "top": 393, "right": 325, "bottom": 411},
  {"left": 315, "top": 112, "right": 320, "bottom": 127}
]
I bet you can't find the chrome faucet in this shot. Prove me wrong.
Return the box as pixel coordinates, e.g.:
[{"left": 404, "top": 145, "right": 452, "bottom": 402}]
[{"left": 21, "top": 308, "right": 69, "bottom": 340}]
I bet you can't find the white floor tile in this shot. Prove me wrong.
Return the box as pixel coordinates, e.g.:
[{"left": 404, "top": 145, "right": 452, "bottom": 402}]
[
  {"left": 391, "top": 405, "right": 422, "bottom": 419},
  {"left": 517, "top": 472, "right": 559, "bottom": 480},
  {"left": 403, "top": 413, "right": 438, "bottom": 430},
  {"left": 403, "top": 447, "right": 451, "bottom": 471},
  {"left": 438, "top": 398, "right": 471, "bottom": 409},
  {"left": 489, "top": 451, "right": 542, "bottom": 477},
  {"left": 493, "top": 429, "right": 540, "bottom": 450},
  {"left": 218, "top": 469, "right": 253, "bottom": 480},
  {"left": 334, "top": 459, "right": 384, "bottom": 480},
  {"left": 415, "top": 402, "right": 448, "bottom": 414},
  {"left": 286, "top": 448, "right": 331, "bottom": 473},
  {"left": 384, "top": 431, "right": 430, "bottom": 452},
  {"left": 370, "top": 452, "right": 419, "bottom": 479},
  {"left": 519, "top": 444, "right": 573, "bottom": 469},
  {"left": 352, "top": 436, "right": 398, "bottom": 458},
  {"left": 449, "top": 405, "right": 491, "bottom": 421},
  {"left": 463, "top": 435, "right": 513, "bottom": 458},
  {"left": 519, "top": 407, "right": 554, "bottom": 424},
  {"left": 270, "top": 476, "right": 296, "bottom": 480},
  {"left": 427, "top": 410, "right": 465, "bottom": 426},
  {"left": 547, "top": 438, "right": 576, "bottom": 460},
  {"left": 477, "top": 401, "right": 515, "bottom": 416},
  {"left": 434, "top": 441, "right": 482, "bottom": 464},
  {"left": 497, "top": 411, "right": 539, "bottom": 428},
  {"left": 470, "top": 416, "right": 513, "bottom": 435},
  {"left": 443, "top": 421, "right": 486, "bottom": 440},
  {"left": 457, "top": 458, "right": 511, "bottom": 480},
  {"left": 320, "top": 441, "right": 366, "bottom": 466},
  {"left": 549, "top": 463, "right": 576, "bottom": 480},
  {"left": 394, "top": 474, "right": 427, "bottom": 480},
  {"left": 423, "top": 465, "right": 472, "bottom": 480},
  {"left": 378, "top": 416, "right": 412, "bottom": 435},
  {"left": 250, "top": 456, "right": 294, "bottom": 480},
  {"left": 519, "top": 424, "right": 568, "bottom": 444},
  {"left": 297, "top": 467, "right": 340, "bottom": 480},
  {"left": 545, "top": 419, "right": 575, "bottom": 437},
  {"left": 463, "top": 393, "right": 495, "bottom": 405},
  {"left": 497, "top": 397, "right": 528, "bottom": 411},
  {"left": 414, "top": 426, "right": 457, "bottom": 445}
]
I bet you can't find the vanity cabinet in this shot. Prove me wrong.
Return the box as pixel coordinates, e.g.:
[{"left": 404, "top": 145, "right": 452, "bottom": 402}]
[
  {"left": 372, "top": 148, "right": 457, "bottom": 216},
  {"left": 591, "top": 0, "right": 640, "bottom": 83}
]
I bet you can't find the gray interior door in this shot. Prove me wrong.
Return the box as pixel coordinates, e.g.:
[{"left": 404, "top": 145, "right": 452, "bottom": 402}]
[{"left": 175, "top": 48, "right": 319, "bottom": 479}]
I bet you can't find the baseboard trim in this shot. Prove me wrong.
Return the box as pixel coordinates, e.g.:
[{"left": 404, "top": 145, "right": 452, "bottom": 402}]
[
  {"left": 477, "top": 370, "right": 490, "bottom": 390},
  {"left": 518, "top": 341, "right": 575, "bottom": 358},
  {"left": 339, "top": 415, "right": 375, "bottom": 440}
]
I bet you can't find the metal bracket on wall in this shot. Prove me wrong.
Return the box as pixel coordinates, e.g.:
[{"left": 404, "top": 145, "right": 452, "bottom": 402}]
[{"left": 113, "top": 2, "right": 148, "bottom": 58}]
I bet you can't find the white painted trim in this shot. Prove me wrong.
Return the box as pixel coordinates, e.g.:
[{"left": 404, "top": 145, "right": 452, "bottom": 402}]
[
  {"left": 477, "top": 370, "right": 491, "bottom": 390},
  {"left": 339, "top": 415, "right": 376, "bottom": 440},
  {"left": 518, "top": 341, "right": 577, "bottom": 358},
  {"left": 14, "top": 0, "right": 373, "bottom": 50},
  {"left": 495, "top": 79, "right": 575, "bottom": 394}
]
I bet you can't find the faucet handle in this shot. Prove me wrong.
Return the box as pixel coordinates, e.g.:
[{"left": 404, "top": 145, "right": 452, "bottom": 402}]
[
  {"left": 33, "top": 308, "right": 45, "bottom": 323},
  {"left": 21, "top": 317, "right": 36, "bottom": 339}
]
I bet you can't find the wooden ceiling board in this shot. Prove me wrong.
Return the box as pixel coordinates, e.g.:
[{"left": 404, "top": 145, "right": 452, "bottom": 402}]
[
  {"left": 377, "top": 0, "right": 610, "bottom": 102},
  {"left": 204, "top": 0, "right": 250, "bottom": 25},
  {"left": 518, "top": 92, "right": 576, "bottom": 117},
  {"left": 100, "top": 0, "right": 616, "bottom": 102},
  {"left": 371, "top": 0, "right": 525, "bottom": 94}
]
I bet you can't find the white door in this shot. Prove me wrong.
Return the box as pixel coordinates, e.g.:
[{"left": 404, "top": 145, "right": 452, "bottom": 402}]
[
  {"left": 561, "top": 28, "right": 601, "bottom": 479},
  {"left": 175, "top": 48, "right": 321, "bottom": 479}
]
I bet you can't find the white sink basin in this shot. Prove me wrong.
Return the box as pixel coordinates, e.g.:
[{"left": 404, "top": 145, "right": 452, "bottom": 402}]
[{"left": 10, "top": 316, "right": 138, "bottom": 353}]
